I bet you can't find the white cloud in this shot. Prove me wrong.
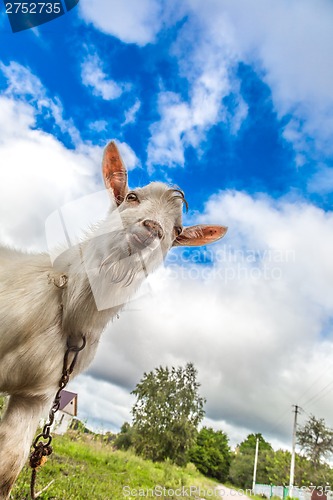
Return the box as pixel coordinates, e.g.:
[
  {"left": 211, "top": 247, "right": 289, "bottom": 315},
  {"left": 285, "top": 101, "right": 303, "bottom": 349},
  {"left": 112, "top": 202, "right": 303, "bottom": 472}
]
[
  {"left": 0, "top": 63, "right": 112, "bottom": 250},
  {"left": 68, "top": 374, "right": 134, "bottom": 433},
  {"left": 0, "top": 62, "right": 141, "bottom": 250},
  {"left": 116, "top": 141, "right": 141, "bottom": 171},
  {"left": 88, "top": 119, "right": 108, "bottom": 132},
  {"left": 148, "top": 92, "right": 194, "bottom": 168},
  {"left": 122, "top": 99, "right": 141, "bottom": 127},
  {"left": 308, "top": 165, "right": 333, "bottom": 195},
  {"left": 79, "top": 0, "right": 333, "bottom": 184},
  {"left": 1, "top": 26, "right": 333, "bottom": 448},
  {"left": 1, "top": 70, "right": 333, "bottom": 445},
  {"left": 147, "top": 18, "right": 248, "bottom": 168},
  {"left": 83, "top": 191, "right": 333, "bottom": 446},
  {"left": 0, "top": 97, "right": 99, "bottom": 250},
  {"left": 0, "top": 60, "right": 45, "bottom": 97},
  {"left": 0, "top": 61, "right": 81, "bottom": 145},
  {"left": 176, "top": 0, "right": 333, "bottom": 173},
  {"left": 215, "top": 0, "right": 333, "bottom": 166},
  {"left": 222, "top": 0, "right": 333, "bottom": 109},
  {"left": 79, "top": 0, "right": 164, "bottom": 46},
  {"left": 81, "top": 53, "right": 126, "bottom": 101}
]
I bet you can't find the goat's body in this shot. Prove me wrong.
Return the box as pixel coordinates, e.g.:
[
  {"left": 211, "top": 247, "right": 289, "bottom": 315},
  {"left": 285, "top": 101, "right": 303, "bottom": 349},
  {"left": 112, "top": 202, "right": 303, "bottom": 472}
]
[
  {"left": 0, "top": 250, "right": 64, "bottom": 495},
  {"left": 0, "top": 211, "right": 165, "bottom": 497},
  {"left": 0, "top": 250, "right": 66, "bottom": 395},
  {"left": 0, "top": 248, "right": 107, "bottom": 397},
  {"left": 0, "top": 142, "right": 226, "bottom": 498},
  {"left": 0, "top": 244, "right": 128, "bottom": 497},
  {"left": 0, "top": 249, "right": 99, "bottom": 495}
]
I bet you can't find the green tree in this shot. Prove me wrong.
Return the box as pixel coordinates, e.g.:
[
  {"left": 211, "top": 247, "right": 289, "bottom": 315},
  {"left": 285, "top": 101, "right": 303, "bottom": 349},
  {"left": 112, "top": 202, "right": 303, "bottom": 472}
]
[
  {"left": 131, "top": 362, "right": 205, "bottom": 465},
  {"left": 265, "top": 449, "right": 311, "bottom": 486},
  {"left": 238, "top": 433, "right": 273, "bottom": 453},
  {"left": 266, "top": 449, "right": 291, "bottom": 485},
  {"left": 297, "top": 415, "right": 333, "bottom": 468},
  {"left": 114, "top": 422, "right": 137, "bottom": 451},
  {"left": 189, "top": 427, "right": 231, "bottom": 481},
  {"left": 263, "top": 448, "right": 333, "bottom": 487},
  {"left": 229, "top": 434, "right": 273, "bottom": 488},
  {"left": 229, "top": 451, "right": 255, "bottom": 488}
]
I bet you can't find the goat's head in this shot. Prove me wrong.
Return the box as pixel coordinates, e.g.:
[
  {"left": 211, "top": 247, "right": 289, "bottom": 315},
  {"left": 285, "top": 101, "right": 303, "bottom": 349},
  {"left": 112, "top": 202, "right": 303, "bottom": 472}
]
[
  {"left": 54, "top": 141, "right": 227, "bottom": 310},
  {"left": 102, "top": 141, "right": 227, "bottom": 264}
]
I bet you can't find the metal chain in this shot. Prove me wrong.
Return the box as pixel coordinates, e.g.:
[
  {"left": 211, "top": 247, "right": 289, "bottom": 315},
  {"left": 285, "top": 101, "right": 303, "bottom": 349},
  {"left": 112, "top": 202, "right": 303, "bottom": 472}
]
[{"left": 29, "top": 335, "right": 86, "bottom": 499}]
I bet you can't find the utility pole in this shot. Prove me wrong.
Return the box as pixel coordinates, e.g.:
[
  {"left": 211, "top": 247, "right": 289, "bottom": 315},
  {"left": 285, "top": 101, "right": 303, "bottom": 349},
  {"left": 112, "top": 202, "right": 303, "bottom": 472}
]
[
  {"left": 252, "top": 437, "right": 259, "bottom": 492},
  {"left": 289, "top": 405, "right": 299, "bottom": 496}
]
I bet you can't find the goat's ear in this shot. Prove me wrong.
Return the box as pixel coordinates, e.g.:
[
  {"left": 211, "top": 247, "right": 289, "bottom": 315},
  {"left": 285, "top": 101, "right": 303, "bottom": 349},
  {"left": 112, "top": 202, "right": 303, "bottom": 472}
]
[
  {"left": 173, "top": 224, "right": 227, "bottom": 247},
  {"left": 102, "top": 141, "right": 128, "bottom": 205}
]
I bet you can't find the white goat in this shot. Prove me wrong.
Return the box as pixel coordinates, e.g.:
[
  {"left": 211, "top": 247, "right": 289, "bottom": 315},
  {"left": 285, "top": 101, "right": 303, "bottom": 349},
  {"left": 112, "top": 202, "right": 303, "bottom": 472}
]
[{"left": 0, "top": 141, "right": 226, "bottom": 498}]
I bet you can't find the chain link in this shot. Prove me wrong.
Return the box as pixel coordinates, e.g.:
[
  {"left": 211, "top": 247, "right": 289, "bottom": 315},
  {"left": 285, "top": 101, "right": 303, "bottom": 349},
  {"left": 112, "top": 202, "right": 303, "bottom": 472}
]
[{"left": 29, "top": 335, "right": 86, "bottom": 499}]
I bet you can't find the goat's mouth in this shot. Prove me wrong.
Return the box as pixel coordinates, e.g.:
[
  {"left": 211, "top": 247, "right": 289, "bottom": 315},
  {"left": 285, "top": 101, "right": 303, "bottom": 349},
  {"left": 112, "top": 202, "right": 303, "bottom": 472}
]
[{"left": 126, "top": 229, "right": 158, "bottom": 252}]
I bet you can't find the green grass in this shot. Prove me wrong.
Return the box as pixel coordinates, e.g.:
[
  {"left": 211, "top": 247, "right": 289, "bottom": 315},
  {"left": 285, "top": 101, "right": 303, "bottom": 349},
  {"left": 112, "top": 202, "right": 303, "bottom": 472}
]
[{"left": 11, "top": 431, "right": 220, "bottom": 499}]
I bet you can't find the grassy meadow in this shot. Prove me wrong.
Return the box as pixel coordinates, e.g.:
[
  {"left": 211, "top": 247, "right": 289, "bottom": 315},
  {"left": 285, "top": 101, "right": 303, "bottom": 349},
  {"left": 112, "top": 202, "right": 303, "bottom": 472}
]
[{"left": 11, "top": 431, "right": 220, "bottom": 499}]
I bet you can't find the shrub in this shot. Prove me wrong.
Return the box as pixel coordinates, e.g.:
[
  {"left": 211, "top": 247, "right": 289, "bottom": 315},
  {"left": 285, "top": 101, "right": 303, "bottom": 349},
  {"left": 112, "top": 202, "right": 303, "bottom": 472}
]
[{"left": 189, "top": 427, "right": 231, "bottom": 481}]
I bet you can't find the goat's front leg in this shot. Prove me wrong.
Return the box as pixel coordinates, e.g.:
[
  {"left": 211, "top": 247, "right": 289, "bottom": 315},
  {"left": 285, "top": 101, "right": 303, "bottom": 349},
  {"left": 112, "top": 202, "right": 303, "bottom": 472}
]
[{"left": 0, "top": 393, "right": 52, "bottom": 500}]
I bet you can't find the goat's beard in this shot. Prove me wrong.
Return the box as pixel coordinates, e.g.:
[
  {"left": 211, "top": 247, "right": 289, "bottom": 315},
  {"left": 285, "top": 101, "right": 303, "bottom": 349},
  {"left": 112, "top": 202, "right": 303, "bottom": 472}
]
[
  {"left": 52, "top": 225, "right": 166, "bottom": 312},
  {"left": 99, "top": 247, "right": 149, "bottom": 286},
  {"left": 79, "top": 231, "right": 164, "bottom": 311},
  {"left": 97, "top": 229, "right": 163, "bottom": 281}
]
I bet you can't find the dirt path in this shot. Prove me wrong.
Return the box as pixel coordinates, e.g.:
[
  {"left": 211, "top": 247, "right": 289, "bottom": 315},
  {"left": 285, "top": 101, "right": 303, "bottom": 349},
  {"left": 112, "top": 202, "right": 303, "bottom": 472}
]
[{"left": 215, "top": 485, "right": 253, "bottom": 500}]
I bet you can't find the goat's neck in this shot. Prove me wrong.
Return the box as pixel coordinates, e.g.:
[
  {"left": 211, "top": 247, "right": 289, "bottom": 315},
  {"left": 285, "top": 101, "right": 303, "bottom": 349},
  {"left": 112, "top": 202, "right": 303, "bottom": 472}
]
[{"left": 59, "top": 226, "right": 146, "bottom": 343}]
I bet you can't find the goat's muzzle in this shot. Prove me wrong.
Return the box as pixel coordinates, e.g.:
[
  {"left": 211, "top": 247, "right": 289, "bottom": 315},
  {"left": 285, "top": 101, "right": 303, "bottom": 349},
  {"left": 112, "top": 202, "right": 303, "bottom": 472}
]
[
  {"left": 142, "top": 219, "right": 164, "bottom": 240},
  {"left": 126, "top": 219, "right": 163, "bottom": 251}
]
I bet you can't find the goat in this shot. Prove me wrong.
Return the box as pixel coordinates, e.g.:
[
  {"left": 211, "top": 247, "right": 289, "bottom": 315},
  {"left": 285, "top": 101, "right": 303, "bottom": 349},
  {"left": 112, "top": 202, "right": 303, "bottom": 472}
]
[{"left": 0, "top": 141, "right": 227, "bottom": 498}]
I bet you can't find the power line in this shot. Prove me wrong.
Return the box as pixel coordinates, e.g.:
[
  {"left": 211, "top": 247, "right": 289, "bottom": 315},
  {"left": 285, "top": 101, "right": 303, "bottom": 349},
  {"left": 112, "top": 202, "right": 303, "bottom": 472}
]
[
  {"left": 301, "top": 378, "right": 333, "bottom": 408},
  {"left": 298, "top": 361, "right": 333, "bottom": 406},
  {"left": 258, "top": 367, "right": 333, "bottom": 446},
  {"left": 266, "top": 407, "right": 294, "bottom": 436}
]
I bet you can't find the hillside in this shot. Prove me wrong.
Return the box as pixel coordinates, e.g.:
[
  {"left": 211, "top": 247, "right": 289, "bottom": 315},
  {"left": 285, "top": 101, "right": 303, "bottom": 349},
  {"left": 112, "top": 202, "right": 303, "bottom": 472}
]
[{"left": 11, "top": 431, "right": 220, "bottom": 499}]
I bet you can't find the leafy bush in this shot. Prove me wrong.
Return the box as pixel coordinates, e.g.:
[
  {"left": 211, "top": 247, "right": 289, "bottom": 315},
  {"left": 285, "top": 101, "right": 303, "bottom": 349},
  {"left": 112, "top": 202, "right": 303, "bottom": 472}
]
[
  {"left": 189, "top": 427, "right": 231, "bottom": 481},
  {"left": 114, "top": 422, "right": 137, "bottom": 451}
]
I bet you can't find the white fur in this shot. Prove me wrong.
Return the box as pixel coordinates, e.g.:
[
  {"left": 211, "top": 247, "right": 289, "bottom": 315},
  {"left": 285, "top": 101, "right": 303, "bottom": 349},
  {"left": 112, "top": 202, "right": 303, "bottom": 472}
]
[
  {"left": 0, "top": 142, "right": 225, "bottom": 498},
  {"left": 0, "top": 178, "right": 185, "bottom": 497}
]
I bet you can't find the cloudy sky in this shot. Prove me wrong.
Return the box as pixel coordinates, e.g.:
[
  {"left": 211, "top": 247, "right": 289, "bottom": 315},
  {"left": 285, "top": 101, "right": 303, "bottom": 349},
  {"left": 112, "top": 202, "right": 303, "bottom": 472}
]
[{"left": 1, "top": 0, "right": 333, "bottom": 451}]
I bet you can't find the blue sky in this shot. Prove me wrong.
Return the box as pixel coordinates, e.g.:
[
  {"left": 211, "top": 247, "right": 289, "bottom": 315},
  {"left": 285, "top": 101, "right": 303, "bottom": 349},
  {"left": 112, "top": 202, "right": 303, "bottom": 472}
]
[
  {"left": 0, "top": 2, "right": 321, "bottom": 205},
  {"left": 1, "top": 0, "right": 333, "bottom": 450}
]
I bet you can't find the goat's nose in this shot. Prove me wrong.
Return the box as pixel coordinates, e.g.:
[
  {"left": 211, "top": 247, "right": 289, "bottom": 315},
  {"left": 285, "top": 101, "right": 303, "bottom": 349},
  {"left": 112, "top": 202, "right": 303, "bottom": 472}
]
[{"left": 143, "top": 219, "right": 164, "bottom": 239}]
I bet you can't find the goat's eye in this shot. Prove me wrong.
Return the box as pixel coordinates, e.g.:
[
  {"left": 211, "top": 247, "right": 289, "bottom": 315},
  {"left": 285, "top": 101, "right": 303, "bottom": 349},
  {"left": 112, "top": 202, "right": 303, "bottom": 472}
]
[
  {"left": 174, "top": 226, "right": 183, "bottom": 237},
  {"left": 126, "top": 192, "right": 139, "bottom": 202}
]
